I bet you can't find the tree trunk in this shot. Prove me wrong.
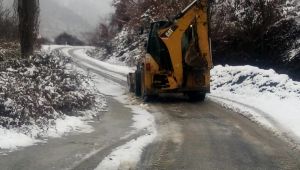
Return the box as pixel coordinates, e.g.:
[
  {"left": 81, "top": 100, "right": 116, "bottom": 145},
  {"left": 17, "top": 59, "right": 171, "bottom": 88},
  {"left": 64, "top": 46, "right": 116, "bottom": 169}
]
[{"left": 17, "top": 0, "right": 39, "bottom": 58}]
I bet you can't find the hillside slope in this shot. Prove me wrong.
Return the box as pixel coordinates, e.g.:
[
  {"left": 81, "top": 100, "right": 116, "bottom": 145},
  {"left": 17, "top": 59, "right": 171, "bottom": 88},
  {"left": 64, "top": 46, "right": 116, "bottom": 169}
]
[{"left": 39, "top": 0, "right": 93, "bottom": 41}]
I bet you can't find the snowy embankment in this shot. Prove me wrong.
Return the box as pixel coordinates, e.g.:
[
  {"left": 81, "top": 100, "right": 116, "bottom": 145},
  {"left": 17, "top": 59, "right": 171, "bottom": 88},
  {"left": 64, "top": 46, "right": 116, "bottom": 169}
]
[
  {"left": 209, "top": 65, "right": 300, "bottom": 146},
  {"left": 61, "top": 47, "right": 157, "bottom": 170},
  {"left": 0, "top": 47, "right": 106, "bottom": 154}
]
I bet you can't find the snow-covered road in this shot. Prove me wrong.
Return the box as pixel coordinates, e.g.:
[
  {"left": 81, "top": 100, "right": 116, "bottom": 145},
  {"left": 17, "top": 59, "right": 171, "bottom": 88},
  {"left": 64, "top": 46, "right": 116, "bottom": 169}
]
[
  {"left": 66, "top": 46, "right": 300, "bottom": 150},
  {"left": 64, "top": 47, "right": 300, "bottom": 170},
  {"left": 1, "top": 46, "right": 300, "bottom": 170},
  {"left": 63, "top": 47, "right": 158, "bottom": 170}
]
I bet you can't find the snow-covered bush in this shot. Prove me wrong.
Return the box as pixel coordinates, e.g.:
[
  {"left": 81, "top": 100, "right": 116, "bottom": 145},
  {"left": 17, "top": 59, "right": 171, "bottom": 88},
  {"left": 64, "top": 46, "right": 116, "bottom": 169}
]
[
  {"left": 0, "top": 51, "right": 99, "bottom": 130},
  {"left": 0, "top": 42, "right": 20, "bottom": 61},
  {"left": 210, "top": 0, "right": 300, "bottom": 80},
  {"left": 211, "top": 0, "right": 285, "bottom": 62},
  {"left": 88, "top": 28, "right": 146, "bottom": 66},
  {"left": 108, "top": 29, "right": 146, "bottom": 66},
  {"left": 211, "top": 65, "right": 300, "bottom": 100}
]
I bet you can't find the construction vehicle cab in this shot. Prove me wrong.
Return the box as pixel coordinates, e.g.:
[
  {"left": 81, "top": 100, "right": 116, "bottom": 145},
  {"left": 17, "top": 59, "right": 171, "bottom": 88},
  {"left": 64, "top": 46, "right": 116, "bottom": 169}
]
[{"left": 127, "top": 0, "right": 213, "bottom": 101}]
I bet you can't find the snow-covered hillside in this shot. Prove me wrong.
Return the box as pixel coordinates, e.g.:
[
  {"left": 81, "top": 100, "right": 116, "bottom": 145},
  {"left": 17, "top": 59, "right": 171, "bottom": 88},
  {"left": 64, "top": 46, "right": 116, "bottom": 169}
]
[
  {"left": 210, "top": 65, "right": 300, "bottom": 145},
  {"left": 88, "top": 29, "right": 145, "bottom": 66}
]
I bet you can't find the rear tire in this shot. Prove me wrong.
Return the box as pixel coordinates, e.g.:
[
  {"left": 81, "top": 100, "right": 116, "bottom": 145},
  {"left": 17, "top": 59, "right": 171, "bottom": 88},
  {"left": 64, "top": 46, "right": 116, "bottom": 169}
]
[
  {"left": 135, "top": 69, "right": 142, "bottom": 97},
  {"left": 187, "top": 92, "right": 206, "bottom": 102}
]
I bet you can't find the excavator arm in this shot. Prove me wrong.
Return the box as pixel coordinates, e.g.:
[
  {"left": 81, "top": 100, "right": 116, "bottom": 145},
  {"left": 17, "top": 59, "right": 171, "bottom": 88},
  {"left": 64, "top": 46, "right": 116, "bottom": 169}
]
[{"left": 159, "top": 0, "right": 212, "bottom": 87}]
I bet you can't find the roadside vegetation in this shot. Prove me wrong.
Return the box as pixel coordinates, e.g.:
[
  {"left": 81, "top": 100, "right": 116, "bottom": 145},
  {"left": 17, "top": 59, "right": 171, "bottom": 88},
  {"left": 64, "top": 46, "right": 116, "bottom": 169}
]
[
  {"left": 90, "top": 0, "right": 300, "bottom": 80},
  {"left": 0, "top": 0, "right": 102, "bottom": 138},
  {"left": 0, "top": 51, "right": 99, "bottom": 130}
]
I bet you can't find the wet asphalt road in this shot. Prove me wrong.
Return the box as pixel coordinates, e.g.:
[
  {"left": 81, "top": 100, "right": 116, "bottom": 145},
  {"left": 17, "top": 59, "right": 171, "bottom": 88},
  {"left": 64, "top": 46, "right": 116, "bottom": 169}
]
[
  {"left": 138, "top": 97, "right": 300, "bottom": 170},
  {"left": 1, "top": 47, "right": 299, "bottom": 170}
]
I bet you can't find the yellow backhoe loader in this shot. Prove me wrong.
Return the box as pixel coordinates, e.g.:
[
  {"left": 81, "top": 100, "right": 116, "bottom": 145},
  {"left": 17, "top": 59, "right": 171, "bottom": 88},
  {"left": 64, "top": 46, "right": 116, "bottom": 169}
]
[{"left": 127, "top": 0, "right": 213, "bottom": 101}]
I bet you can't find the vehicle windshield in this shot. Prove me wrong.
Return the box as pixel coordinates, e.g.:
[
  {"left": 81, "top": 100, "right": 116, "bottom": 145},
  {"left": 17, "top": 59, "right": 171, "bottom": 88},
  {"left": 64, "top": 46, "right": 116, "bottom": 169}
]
[{"left": 147, "top": 21, "right": 173, "bottom": 71}]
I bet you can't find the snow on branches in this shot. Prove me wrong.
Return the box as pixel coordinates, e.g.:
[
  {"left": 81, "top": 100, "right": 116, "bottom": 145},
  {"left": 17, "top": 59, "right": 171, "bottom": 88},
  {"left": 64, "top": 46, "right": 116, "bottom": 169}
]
[{"left": 0, "top": 51, "right": 99, "bottom": 130}]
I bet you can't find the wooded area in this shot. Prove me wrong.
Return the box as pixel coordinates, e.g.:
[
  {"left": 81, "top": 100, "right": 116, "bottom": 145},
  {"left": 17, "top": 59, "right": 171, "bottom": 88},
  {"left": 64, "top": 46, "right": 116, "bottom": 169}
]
[{"left": 90, "top": 0, "right": 300, "bottom": 80}]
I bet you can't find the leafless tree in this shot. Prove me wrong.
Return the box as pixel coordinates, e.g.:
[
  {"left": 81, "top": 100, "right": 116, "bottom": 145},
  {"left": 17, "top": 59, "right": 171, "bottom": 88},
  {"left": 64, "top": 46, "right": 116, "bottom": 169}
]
[{"left": 15, "top": 0, "right": 40, "bottom": 57}]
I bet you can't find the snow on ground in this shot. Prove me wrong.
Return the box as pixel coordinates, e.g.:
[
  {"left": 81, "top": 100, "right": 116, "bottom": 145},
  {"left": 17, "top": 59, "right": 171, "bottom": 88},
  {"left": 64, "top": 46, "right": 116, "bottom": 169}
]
[
  {"left": 209, "top": 65, "right": 300, "bottom": 146},
  {"left": 0, "top": 128, "right": 39, "bottom": 151},
  {"left": 0, "top": 115, "right": 94, "bottom": 154},
  {"left": 93, "top": 79, "right": 157, "bottom": 170},
  {"left": 47, "top": 115, "right": 94, "bottom": 138},
  {"left": 73, "top": 48, "right": 134, "bottom": 75},
  {"left": 69, "top": 48, "right": 157, "bottom": 170},
  {"left": 66, "top": 46, "right": 300, "bottom": 167},
  {"left": 41, "top": 45, "right": 68, "bottom": 52},
  {"left": 41, "top": 45, "right": 95, "bottom": 51},
  {"left": 95, "top": 133, "right": 155, "bottom": 170},
  {"left": 94, "top": 96, "right": 156, "bottom": 170},
  {"left": 60, "top": 47, "right": 134, "bottom": 82},
  {"left": 93, "top": 75, "right": 157, "bottom": 170}
]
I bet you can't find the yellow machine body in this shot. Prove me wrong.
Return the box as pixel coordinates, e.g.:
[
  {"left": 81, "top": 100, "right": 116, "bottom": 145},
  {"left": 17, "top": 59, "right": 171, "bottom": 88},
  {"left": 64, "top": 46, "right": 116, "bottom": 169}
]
[{"left": 128, "top": 0, "right": 213, "bottom": 101}]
